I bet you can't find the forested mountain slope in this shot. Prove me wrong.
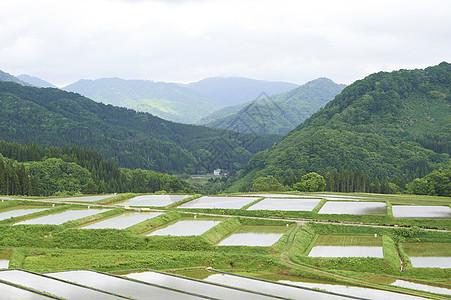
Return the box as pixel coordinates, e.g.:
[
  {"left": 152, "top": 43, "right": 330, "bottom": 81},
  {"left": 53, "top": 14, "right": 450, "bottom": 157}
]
[
  {"left": 0, "top": 82, "right": 279, "bottom": 174},
  {"left": 230, "top": 62, "right": 451, "bottom": 191},
  {"left": 0, "top": 70, "right": 30, "bottom": 86},
  {"left": 17, "top": 74, "right": 57, "bottom": 88},
  {"left": 64, "top": 78, "right": 220, "bottom": 124},
  {"left": 200, "top": 78, "right": 345, "bottom": 135}
]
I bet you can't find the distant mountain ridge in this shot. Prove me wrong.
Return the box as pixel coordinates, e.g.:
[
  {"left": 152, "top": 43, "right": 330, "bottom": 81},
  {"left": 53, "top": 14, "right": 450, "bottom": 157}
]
[
  {"left": 186, "top": 77, "right": 299, "bottom": 106},
  {"left": 200, "top": 78, "right": 346, "bottom": 135},
  {"left": 228, "top": 62, "right": 451, "bottom": 191},
  {"left": 17, "top": 74, "right": 57, "bottom": 88},
  {"left": 0, "top": 81, "right": 280, "bottom": 174},
  {"left": 63, "top": 78, "right": 220, "bottom": 124},
  {"left": 0, "top": 70, "right": 31, "bottom": 86}
]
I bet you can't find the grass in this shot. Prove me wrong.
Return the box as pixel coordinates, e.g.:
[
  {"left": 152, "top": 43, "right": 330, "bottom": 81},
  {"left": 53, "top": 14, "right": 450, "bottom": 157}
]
[
  {"left": 314, "top": 234, "right": 383, "bottom": 246},
  {"left": 0, "top": 249, "right": 12, "bottom": 260},
  {"left": 403, "top": 243, "right": 451, "bottom": 257}
]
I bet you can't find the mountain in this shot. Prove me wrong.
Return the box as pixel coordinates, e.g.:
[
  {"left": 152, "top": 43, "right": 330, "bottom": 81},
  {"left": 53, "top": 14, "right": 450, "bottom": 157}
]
[
  {"left": 229, "top": 62, "right": 451, "bottom": 191},
  {"left": 0, "top": 70, "right": 30, "bottom": 86},
  {"left": 186, "top": 77, "right": 299, "bottom": 106},
  {"left": 17, "top": 74, "right": 57, "bottom": 88},
  {"left": 0, "top": 81, "right": 280, "bottom": 174},
  {"left": 199, "top": 78, "right": 346, "bottom": 135},
  {"left": 63, "top": 78, "right": 220, "bottom": 124}
]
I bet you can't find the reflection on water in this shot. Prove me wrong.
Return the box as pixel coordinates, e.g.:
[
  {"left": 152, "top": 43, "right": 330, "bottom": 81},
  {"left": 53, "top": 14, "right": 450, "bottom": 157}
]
[
  {"left": 178, "top": 196, "right": 258, "bottom": 209},
  {"left": 119, "top": 195, "right": 191, "bottom": 207},
  {"left": 308, "top": 246, "right": 384, "bottom": 257},
  {"left": 409, "top": 257, "right": 451, "bottom": 269},
  {"left": 14, "top": 209, "right": 110, "bottom": 225},
  {"left": 248, "top": 198, "right": 321, "bottom": 211},
  {"left": 83, "top": 212, "right": 162, "bottom": 229},
  {"left": 148, "top": 220, "right": 222, "bottom": 236},
  {"left": 318, "top": 201, "right": 387, "bottom": 215},
  {"left": 0, "top": 260, "right": 8, "bottom": 269},
  {"left": 392, "top": 205, "right": 451, "bottom": 218},
  {"left": 218, "top": 232, "right": 284, "bottom": 246},
  {"left": 392, "top": 280, "right": 451, "bottom": 296},
  {"left": 0, "top": 208, "right": 49, "bottom": 220}
]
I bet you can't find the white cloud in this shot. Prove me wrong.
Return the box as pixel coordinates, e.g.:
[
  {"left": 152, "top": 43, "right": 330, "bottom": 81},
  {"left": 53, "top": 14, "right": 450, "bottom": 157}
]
[{"left": 0, "top": 0, "right": 450, "bottom": 86}]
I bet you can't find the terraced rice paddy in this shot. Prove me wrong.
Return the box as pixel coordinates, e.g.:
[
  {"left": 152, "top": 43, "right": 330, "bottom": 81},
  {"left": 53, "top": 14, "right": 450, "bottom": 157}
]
[
  {"left": 247, "top": 198, "right": 321, "bottom": 211},
  {"left": 280, "top": 280, "right": 427, "bottom": 300},
  {"left": 403, "top": 243, "right": 451, "bottom": 269},
  {"left": 0, "top": 281, "right": 52, "bottom": 299},
  {"left": 0, "top": 207, "right": 49, "bottom": 220},
  {"left": 0, "top": 260, "right": 8, "bottom": 269},
  {"left": 14, "top": 209, "right": 110, "bottom": 225},
  {"left": 48, "top": 270, "right": 205, "bottom": 299},
  {"left": 318, "top": 201, "right": 387, "bottom": 215},
  {"left": 147, "top": 219, "right": 222, "bottom": 236},
  {"left": 81, "top": 212, "right": 163, "bottom": 229},
  {"left": 118, "top": 194, "right": 191, "bottom": 207},
  {"left": 308, "top": 235, "right": 384, "bottom": 257},
  {"left": 45, "top": 194, "right": 115, "bottom": 202},
  {"left": 217, "top": 226, "right": 286, "bottom": 246},
  {"left": 391, "top": 280, "right": 451, "bottom": 296},
  {"left": 178, "top": 196, "right": 258, "bottom": 209},
  {"left": 392, "top": 205, "right": 451, "bottom": 218},
  {"left": 0, "top": 250, "right": 10, "bottom": 269},
  {"left": 124, "top": 270, "right": 276, "bottom": 299},
  {"left": 243, "top": 194, "right": 315, "bottom": 198}
]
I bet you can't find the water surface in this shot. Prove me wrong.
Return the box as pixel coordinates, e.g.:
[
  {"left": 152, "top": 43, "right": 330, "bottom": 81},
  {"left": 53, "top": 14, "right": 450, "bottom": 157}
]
[
  {"left": 178, "top": 196, "right": 258, "bottom": 209},
  {"left": 0, "top": 281, "right": 51, "bottom": 300},
  {"left": 82, "top": 212, "right": 162, "bottom": 229},
  {"left": 148, "top": 220, "right": 221, "bottom": 236},
  {"left": 0, "top": 260, "right": 8, "bottom": 269},
  {"left": 217, "top": 226, "right": 286, "bottom": 246},
  {"left": 46, "top": 195, "right": 115, "bottom": 202},
  {"left": 409, "top": 257, "right": 451, "bottom": 269},
  {"left": 119, "top": 195, "right": 191, "bottom": 207},
  {"left": 392, "top": 280, "right": 451, "bottom": 296},
  {"left": 308, "top": 246, "right": 383, "bottom": 257},
  {"left": 0, "top": 270, "right": 122, "bottom": 299},
  {"left": 14, "top": 209, "right": 109, "bottom": 225},
  {"left": 48, "top": 270, "right": 206, "bottom": 299},
  {"left": 0, "top": 208, "right": 49, "bottom": 221},
  {"left": 318, "top": 201, "right": 386, "bottom": 215},
  {"left": 392, "top": 205, "right": 451, "bottom": 218},
  {"left": 248, "top": 198, "right": 321, "bottom": 211}
]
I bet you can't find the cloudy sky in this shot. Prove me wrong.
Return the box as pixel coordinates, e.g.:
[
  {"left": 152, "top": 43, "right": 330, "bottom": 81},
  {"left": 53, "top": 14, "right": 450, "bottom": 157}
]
[{"left": 1, "top": 0, "right": 450, "bottom": 87}]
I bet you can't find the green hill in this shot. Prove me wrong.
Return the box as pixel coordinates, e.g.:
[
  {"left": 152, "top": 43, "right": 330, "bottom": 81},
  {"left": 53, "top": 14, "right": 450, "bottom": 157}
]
[
  {"left": 63, "top": 78, "right": 221, "bottom": 124},
  {"left": 0, "top": 70, "right": 31, "bottom": 86},
  {"left": 0, "top": 81, "right": 279, "bottom": 174},
  {"left": 200, "top": 78, "right": 345, "bottom": 135},
  {"left": 229, "top": 62, "right": 451, "bottom": 191}
]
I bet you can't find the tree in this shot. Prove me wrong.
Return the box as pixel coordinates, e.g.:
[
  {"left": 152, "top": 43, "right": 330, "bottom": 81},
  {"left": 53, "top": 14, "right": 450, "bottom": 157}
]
[
  {"left": 252, "top": 176, "right": 284, "bottom": 192},
  {"left": 293, "top": 172, "right": 326, "bottom": 192}
]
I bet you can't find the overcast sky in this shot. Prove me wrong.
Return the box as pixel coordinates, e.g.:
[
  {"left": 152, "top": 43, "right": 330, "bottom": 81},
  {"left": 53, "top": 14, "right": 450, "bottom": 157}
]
[{"left": 1, "top": 0, "right": 450, "bottom": 87}]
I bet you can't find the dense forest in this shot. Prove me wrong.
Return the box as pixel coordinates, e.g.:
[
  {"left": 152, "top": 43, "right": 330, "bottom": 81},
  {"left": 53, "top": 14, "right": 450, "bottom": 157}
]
[
  {"left": 0, "top": 140, "right": 194, "bottom": 196},
  {"left": 0, "top": 81, "right": 280, "bottom": 174},
  {"left": 201, "top": 78, "right": 345, "bottom": 135},
  {"left": 227, "top": 62, "right": 451, "bottom": 192}
]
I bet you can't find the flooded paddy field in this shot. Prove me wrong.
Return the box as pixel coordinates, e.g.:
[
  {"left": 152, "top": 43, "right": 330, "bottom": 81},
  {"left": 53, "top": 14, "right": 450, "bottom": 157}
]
[
  {"left": 403, "top": 243, "right": 451, "bottom": 269},
  {"left": 309, "top": 235, "right": 383, "bottom": 257},
  {"left": 45, "top": 194, "right": 115, "bottom": 202},
  {"left": 0, "top": 270, "right": 123, "bottom": 299},
  {"left": 118, "top": 194, "right": 191, "bottom": 207},
  {"left": 247, "top": 198, "right": 321, "bottom": 211},
  {"left": 48, "top": 270, "right": 204, "bottom": 299},
  {"left": 81, "top": 211, "right": 163, "bottom": 229},
  {"left": 147, "top": 219, "right": 223, "bottom": 236},
  {"left": 217, "top": 225, "right": 287, "bottom": 246},
  {"left": 318, "top": 201, "right": 387, "bottom": 215},
  {"left": 124, "top": 270, "right": 277, "bottom": 299},
  {"left": 392, "top": 280, "right": 451, "bottom": 296},
  {"left": 14, "top": 209, "right": 110, "bottom": 225},
  {"left": 178, "top": 196, "right": 258, "bottom": 209},
  {"left": 0, "top": 281, "right": 52, "bottom": 299},
  {"left": 0, "top": 207, "right": 49, "bottom": 221},
  {"left": 392, "top": 205, "right": 451, "bottom": 218},
  {"left": 242, "top": 194, "right": 315, "bottom": 198}
]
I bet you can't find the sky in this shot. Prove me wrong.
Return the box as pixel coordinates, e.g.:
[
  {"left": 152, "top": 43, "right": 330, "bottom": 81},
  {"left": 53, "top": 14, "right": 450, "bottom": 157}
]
[{"left": 1, "top": 0, "right": 450, "bottom": 87}]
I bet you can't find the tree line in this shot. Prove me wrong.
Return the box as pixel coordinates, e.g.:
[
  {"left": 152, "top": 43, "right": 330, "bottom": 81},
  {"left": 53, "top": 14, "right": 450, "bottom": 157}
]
[{"left": 0, "top": 140, "right": 195, "bottom": 196}]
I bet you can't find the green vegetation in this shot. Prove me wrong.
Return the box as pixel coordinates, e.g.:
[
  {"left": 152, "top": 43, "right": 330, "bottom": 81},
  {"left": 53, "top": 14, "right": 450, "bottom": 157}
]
[
  {"left": 314, "top": 235, "right": 382, "bottom": 246},
  {"left": 0, "top": 140, "right": 194, "bottom": 196},
  {"left": 402, "top": 243, "right": 451, "bottom": 256},
  {"left": 202, "top": 78, "right": 345, "bottom": 135},
  {"left": 229, "top": 62, "right": 450, "bottom": 192},
  {"left": 407, "top": 167, "right": 451, "bottom": 197},
  {"left": 0, "top": 81, "right": 279, "bottom": 173}
]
